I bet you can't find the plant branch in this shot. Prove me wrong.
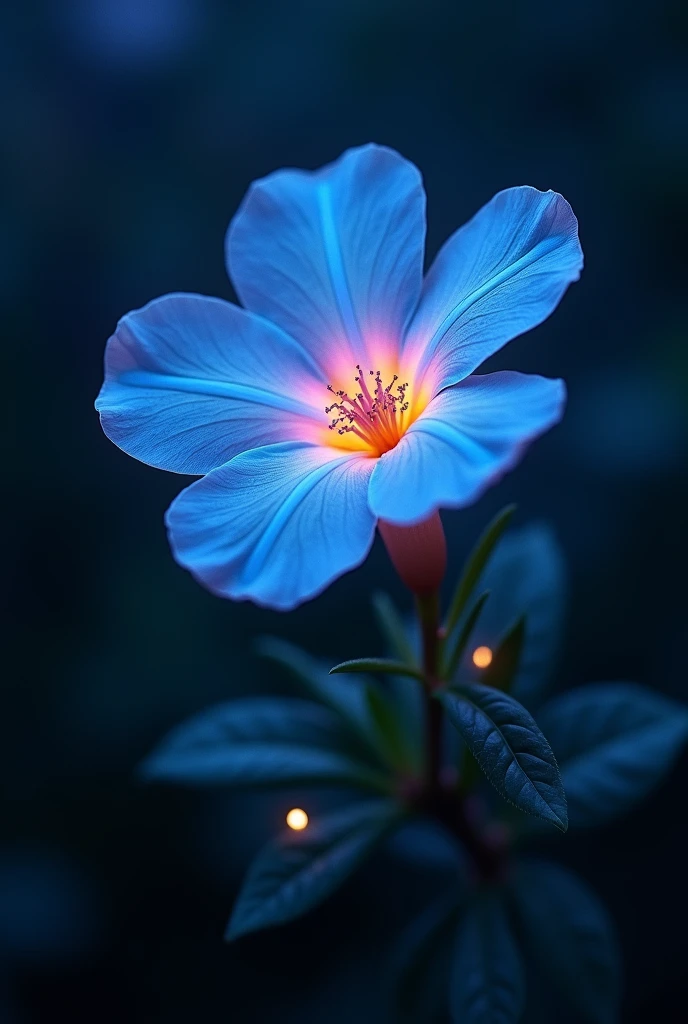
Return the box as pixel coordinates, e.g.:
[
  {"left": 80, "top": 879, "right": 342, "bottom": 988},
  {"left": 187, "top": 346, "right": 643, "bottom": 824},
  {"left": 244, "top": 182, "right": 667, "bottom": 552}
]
[{"left": 414, "top": 591, "right": 505, "bottom": 881}]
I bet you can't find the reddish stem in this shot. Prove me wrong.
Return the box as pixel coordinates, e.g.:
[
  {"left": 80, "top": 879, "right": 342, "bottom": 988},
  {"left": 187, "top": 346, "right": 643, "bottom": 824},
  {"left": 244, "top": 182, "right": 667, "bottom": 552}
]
[{"left": 415, "top": 591, "right": 504, "bottom": 881}]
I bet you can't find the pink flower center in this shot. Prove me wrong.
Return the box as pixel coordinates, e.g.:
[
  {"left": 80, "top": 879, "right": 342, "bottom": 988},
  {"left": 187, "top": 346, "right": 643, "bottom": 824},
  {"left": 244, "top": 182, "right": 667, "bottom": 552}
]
[{"left": 325, "top": 365, "right": 411, "bottom": 457}]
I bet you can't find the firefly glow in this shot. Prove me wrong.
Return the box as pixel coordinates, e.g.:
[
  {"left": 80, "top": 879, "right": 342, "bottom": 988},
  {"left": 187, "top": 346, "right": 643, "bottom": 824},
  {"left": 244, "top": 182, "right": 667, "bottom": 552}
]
[
  {"left": 472, "top": 646, "right": 493, "bottom": 669},
  {"left": 286, "top": 808, "right": 308, "bottom": 831}
]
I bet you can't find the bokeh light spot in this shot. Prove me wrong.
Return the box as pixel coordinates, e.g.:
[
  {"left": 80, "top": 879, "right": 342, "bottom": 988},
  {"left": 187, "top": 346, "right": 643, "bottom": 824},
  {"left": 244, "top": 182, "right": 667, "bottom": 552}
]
[
  {"left": 286, "top": 808, "right": 308, "bottom": 831},
  {"left": 472, "top": 646, "right": 493, "bottom": 669}
]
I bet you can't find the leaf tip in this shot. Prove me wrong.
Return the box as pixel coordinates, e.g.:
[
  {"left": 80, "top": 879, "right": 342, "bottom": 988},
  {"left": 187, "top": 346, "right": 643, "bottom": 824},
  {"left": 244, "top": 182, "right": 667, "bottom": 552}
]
[
  {"left": 549, "top": 806, "right": 569, "bottom": 832},
  {"left": 224, "top": 917, "right": 243, "bottom": 942}
]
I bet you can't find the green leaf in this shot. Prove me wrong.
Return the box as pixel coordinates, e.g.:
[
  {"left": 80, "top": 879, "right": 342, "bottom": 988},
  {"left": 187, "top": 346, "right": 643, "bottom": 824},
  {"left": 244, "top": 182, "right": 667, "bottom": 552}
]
[
  {"left": 390, "top": 892, "right": 463, "bottom": 1022},
  {"left": 450, "top": 890, "right": 525, "bottom": 1023},
  {"left": 364, "top": 682, "right": 416, "bottom": 773},
  {"left": 140, "top": 697, "right": 391, "bottom": 793},
  {"left": 536, "top": 683, "right": 688, "bottom": 828},
  {"left": 226, "top": 800, "right": 404, "bottom": 939},
  {"left": 481, "top": 616, "right": 526, "bottom": 693},
  {"left": 509, "top": 860, "right": 621, "bottom": 1024},
  {"left": 372, "top": 591, "right": 419, "bottom": 667},
  {"left": 442, "top": 591, "right": 491, "bottom": 681},
  {"left": 258, "top": 637, "right": 423, "bottom": 775},
  {"left": 330, "top": 658, "right": 425, "bottom": 682},
  {"left": 444, "top": 505, "right": 516, "bottom": 640},
  {"left": 441, "top": 684, "right": 568, "bottom": 830},
  {"left": 256, "top": 637, "right": 377, "bottom": 747},
  {"left": 462, "top": 523, "right": 566, "bottom": 709}
]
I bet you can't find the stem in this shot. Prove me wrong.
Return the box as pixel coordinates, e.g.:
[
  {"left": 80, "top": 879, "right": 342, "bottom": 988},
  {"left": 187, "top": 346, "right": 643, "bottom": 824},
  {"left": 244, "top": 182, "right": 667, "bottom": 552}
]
[
  {"left": 417, "top": 590, "right": 440, "bottom": 684},
  {"left": 416, "top": 592, "right": 442, "bottom": 794},
  {"left": 414, "top": 591, "right": 504, "bottom": 882},
  {"left": 435, "top": 790, "right": 502, "bottom": 881}
]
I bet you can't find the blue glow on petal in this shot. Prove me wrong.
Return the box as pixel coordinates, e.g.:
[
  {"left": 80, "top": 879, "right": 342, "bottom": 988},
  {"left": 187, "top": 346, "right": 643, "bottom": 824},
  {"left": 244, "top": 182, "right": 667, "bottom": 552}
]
[
  {"left": 404, "top": 187, "right": 582, "bottom": 393},
  {"left": 227, "top": 144, "right": 426, "bottom": 371},
  {"left": 96, "top": 293, "right": 324, "bottom": 475},
  {"left": 317, "top": 181, "right": 365, "bottom": 352},
  {"left": 423, "top": 233, "right": 563, "bottom": 360},
  {"left": 166, "top": 443, "right": 376, "bottom": 610},
  {"left": 369, "top": 371, "right": 566, "bottom": 525},
  {"left": 118, "top": 370, "right": 318, "bottom": 420}
]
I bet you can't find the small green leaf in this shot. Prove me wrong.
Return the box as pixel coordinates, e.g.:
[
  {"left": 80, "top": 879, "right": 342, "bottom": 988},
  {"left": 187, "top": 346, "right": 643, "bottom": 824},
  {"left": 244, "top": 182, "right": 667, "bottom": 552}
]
[
  {"left": 364, "top": 683, "right": 416, "bottom": 773},
  {"left": 441, "top": 684, "right": 568, "bottom": 830},
  {"left": 444, "top": 505, "right": 516, "bottom": 640},
  {"left": 258, "top": 637, "right": 422, "bottom": 772},
  {"left": 464, "top": 523, "right": 566, "bottom": 710},
  {"left": 330, "top": 658, "right": 425, "bottom": 682},
  {"left": 372, "top": 591, "right": 418, "bottom": 667},
  {"left": 256, "top": 637, "right": 377, "bottom": 746},
  {"left": 481, "top": 616, "right": 526, "bottom": 693},
  {"left": 140, "top": 697, "right": 391, "bottom": 793},
  {"left": 226, "top": 800, "right": 404, "bottom": 940},
  {"left": 450, "top": 890, "right": 525, "bottom": 1024},
  {"left": 442, "top": 591, "right": 491, "bottom": 681}
]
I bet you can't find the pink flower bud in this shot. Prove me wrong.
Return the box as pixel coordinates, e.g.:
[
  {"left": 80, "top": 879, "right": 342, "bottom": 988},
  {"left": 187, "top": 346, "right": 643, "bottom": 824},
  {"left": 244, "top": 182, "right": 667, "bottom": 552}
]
[{"left": 378, "top": 511, "right": 447, "bottom": 594}]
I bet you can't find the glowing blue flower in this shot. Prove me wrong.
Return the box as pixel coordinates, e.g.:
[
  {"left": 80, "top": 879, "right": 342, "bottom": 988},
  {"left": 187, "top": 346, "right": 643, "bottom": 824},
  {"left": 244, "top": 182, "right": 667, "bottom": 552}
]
[{"left": 96, "top": 145, "right": 582, "bottom": 609}]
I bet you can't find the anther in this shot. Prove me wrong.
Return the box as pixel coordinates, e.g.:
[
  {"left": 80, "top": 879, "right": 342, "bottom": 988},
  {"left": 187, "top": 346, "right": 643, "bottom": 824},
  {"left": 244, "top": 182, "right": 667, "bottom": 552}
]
[{"left": 324, "top": 365, "right": 412, "bottom": 455}]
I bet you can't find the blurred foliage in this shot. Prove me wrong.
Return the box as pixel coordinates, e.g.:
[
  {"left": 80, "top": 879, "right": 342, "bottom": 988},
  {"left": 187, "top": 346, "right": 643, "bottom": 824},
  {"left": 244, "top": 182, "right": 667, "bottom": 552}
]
[{"left": 3, "top": 0, "right": 688, "bottom": 1020}]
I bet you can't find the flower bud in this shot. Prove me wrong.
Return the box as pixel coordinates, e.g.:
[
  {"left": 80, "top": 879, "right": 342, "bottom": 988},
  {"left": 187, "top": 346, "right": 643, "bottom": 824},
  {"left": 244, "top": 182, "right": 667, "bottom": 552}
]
[{"left": 378, "top": 511, "right": 447, "bottom": 594}]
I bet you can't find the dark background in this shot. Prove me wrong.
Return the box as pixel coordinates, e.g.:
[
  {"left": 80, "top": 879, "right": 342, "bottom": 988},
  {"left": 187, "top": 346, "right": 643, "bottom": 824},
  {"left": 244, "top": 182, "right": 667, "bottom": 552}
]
[{"left": 3, "top": 0, "right": 688, "bottom": 1020}]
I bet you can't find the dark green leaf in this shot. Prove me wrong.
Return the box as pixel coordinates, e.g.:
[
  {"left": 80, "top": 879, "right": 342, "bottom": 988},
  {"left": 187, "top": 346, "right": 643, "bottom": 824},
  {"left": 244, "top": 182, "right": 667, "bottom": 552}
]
[
  {"left": 140, "top": 697, "right": 391, "bottom": 792},
  {"left": 509, "top": 860, "right": 620, "bottom": 1024},
  {"left": 389, "top": 819, "right": 465, "bottom": 873},
  {"left": 258, "top": 637, "right": 423, "bottom": 774},
  {"left": 536, "top": 683, "right": 688, "bottom": 828},
  {"left": 481, "top": 616, "right": 526, "bottom": 693},
  {"left": 226, "top": 800, "right": 404, "bottom": 939},
  {"left": 444, "top": 505, "right": 516, "bottom": 639},
  {"left": 450, "top": 890, "right": 525, "bottom": 1023},
  {"left": 330, "top": 658, "right": 425, "bottom": 683},
  {"left": 441, "top": 684, "right": 568, "bottom": 830},
  {"left": 442, "top": 591, "right": 491, "bottom": 681},
  {"left": 372, "top": 591, "right": 418, "bottom": 667},
  {"left": 256, "top": 637, "right": 377, "bottom": 748},
  {"left": 372, "top": 602, "right": 424, "bottom": 762},
  {"left": 390, "top": 892, "right": 463, "bottom": 1022},
  {"left": 364, "top": 683, "right": 418, "bottom": 773},
  {"left": 455, "top": 523, "right": 566, "bottom": 709}
]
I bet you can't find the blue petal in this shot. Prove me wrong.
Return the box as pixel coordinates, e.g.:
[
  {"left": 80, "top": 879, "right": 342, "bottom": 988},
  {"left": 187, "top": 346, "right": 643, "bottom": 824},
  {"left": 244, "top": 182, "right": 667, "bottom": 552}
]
[
  {"left": 369, "top": 371, "right": 566, "bottom": 524},
  {"left": 404, "top": 187, "right": 582, "bottom": 393},
  {"left": 226, "top": 144, "right": 426, "bottom": 371},
  {"left": 166, "top": 442, "right": 376, "bottom": 609},
  {"left": 96, "top": 293, "right": 325, "bottom": 474}
]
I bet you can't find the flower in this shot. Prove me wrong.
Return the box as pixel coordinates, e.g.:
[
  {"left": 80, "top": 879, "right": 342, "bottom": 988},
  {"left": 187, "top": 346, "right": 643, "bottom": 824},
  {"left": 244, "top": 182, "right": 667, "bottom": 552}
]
[{"left": 96, "top": 145, "right": 582, "bottom": 610}]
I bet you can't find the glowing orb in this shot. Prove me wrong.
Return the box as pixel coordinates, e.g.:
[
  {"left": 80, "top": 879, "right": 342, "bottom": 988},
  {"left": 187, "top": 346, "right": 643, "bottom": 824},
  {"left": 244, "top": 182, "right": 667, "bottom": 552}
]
[
  {"left": 286, "top": 808, "right": 309, "bottom": 831},
  {"left": 472, "top": 646, "right": 493, "bottom": 669}
]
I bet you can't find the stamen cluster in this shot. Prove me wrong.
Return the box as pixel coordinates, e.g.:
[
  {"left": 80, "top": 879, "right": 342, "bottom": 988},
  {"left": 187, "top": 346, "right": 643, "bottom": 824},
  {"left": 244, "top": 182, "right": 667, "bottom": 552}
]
[{"left": 325, "top": 365, "right": 409, "bottom": 455}]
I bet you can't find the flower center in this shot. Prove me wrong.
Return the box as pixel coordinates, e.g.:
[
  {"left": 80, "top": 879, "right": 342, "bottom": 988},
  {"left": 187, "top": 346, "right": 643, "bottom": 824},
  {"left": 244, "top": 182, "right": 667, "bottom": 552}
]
[{"left": 325, "top": 365, "right": 411, "bottom": 457}]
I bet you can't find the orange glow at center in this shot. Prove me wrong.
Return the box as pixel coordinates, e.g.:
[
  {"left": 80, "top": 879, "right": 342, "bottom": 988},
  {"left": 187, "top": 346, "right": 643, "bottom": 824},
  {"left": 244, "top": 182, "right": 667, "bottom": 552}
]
[
  {"left": 472, "top": 646, "right": 493, "bottom": 669},
  {"left": 321, "top": 352, "right": 431, "bottom": 456}
]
